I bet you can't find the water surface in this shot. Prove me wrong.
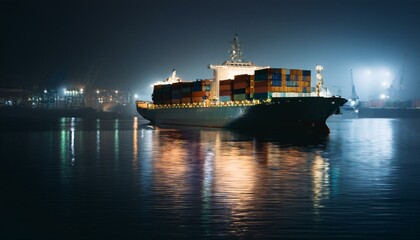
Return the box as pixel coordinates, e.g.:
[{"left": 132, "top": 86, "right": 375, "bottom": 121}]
[{"left": 1, "top": 117, "right": 419, "bottom": 239}]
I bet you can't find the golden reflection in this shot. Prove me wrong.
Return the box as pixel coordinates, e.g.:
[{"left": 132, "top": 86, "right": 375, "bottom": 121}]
[
  {"left": 212, "top": 131, "right": 259, "bottom": 235},
  {"left": 311, "top": 152, "right": 330, "bottom": 217},
  {"left": 151, "top": 129, "right": 190, "bottom": 204},
  {"left": 147, "top": 127, "right": 331, "bottom": 237},
  {"left": 132, "top": 117, "right": 138, "bottom": 169}
]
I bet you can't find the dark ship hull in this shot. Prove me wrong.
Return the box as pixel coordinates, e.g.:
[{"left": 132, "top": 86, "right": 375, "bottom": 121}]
[
  {"left": 358, "top": 107, "right": 420, "bottom": 118},
  {"left": 137, "top": 96, "right": 347, "bottom": 134}
]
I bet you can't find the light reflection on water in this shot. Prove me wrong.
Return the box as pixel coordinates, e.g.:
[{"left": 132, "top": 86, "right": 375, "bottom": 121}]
[{"left": 1, "top": 117, "right": 420, "bottom": 239}]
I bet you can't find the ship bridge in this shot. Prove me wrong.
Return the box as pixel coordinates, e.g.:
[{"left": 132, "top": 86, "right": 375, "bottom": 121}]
[{"left": 209, "top": 34, "right": 268, "bottom": 101}]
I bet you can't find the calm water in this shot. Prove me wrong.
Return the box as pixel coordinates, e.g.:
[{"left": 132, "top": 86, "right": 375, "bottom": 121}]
[{"left": 1, "top": 117, "right": 420, "bottom": 239}]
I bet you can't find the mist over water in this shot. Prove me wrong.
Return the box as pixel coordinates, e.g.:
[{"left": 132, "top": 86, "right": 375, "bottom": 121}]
[{"left": 1, "top": 117, "right": 420, "bottom": 239}]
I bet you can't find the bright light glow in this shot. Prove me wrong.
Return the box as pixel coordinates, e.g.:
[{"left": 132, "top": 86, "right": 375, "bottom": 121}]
[
  {"left": 315, "top": 65, "right": 324, "bottom": 71},
  {"left": 80, "top": 88, "right": 84, "bottom": 93},
  {"left": 115, "top": 90, "right": 118, "bottom": 94},
  {"left": 382, "top": 81, "right": 389, "bottom": 87},
  {"left": 380, "top": 94, "right": 386, "bottom": 99},
  {"left": 44, "top": 89, "right": 47, "bottom": 93},
  {"left": 96, "top": 90, "right": 100, "bottom": 94},
  {"left": 134, "top": 94, "right": 138, "bottom": 99}
]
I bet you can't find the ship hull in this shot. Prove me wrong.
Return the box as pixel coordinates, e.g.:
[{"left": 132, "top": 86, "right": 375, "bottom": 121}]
[
  {"left": 358, "top": 107, "right": 420, "bottom": 118},
  {"left": 137, "top": 97, "right": 347, "bottom": 133}
]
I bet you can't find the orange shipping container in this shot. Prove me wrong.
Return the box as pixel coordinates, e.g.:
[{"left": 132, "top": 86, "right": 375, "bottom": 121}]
[
  {"left": 192, "top": 97, "right": 203, "bottom": 103},
  {"left": 254, "top": 80, "right": 270, "bottom": 88},
  {"left": 181, "top": 97, "right": 191, "bottom": 104},
  {"left": 254, "top": 85, "right": 269, "bottom": 93},
  {"left": 219, "top": 90, "right": 232, "bottom": 96},
  {"left": 192, "top": 91, "right": 206, "bottom": 98},
  {"left": 220, "top": 79, "right": 233, "bottom": 85},
  {"left": 269, "top": 86, "right": 282, "bottom": 92},
  {"left": 171, "top": 99, "right": 181, "bottom": 104},
  {"left": 234, "top": 82, "right": 248, "bottom": 89},
  {"left": 219, "top": 85, "right": 232, "bottom": 91}
]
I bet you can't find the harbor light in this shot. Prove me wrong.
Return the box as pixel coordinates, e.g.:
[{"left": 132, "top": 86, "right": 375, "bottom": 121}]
[{"left": 380, "top": 94, "right": 389, "bottom": 99}]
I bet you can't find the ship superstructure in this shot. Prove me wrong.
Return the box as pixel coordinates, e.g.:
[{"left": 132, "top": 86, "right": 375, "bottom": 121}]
[{"left": 208, "top": 34, "right": 268, "bottom": 100}]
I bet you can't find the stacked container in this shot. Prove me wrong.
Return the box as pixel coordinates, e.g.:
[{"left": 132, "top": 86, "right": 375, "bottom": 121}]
[
  {"left": 161, "top": 84, "right": 172, "bottom": 104},
  {"left": 253, "top": 68, "right": 312, "bottom": 99},
  {"left": 219, "top": 79, "right": 234, "bottom": 102},
  {"left": 233, "top": 74, "right": 252, "bottom": 101},
  {"left": 301, "top": 70, "right": 311, "bottom": 93},
  {"left": 181, "top": 82, "right": 193, "bottom": 104},
  {"left": 253, "top": 68, "right": 287, "bottom": 100},
  {"left": 152, "top": 85, "right": 163, "bottom": 104},
  {"left": 152, "top": 84, "right": 173, "bottom": 104},
  {"left": 192, "top": 79, "right": 211, "bottom": 103},
  {"left": 151, "top": 67, "right": 312, "bottom": 105},
  {"left": 171, "top": 82, "right": 182, "bottom": 104}
]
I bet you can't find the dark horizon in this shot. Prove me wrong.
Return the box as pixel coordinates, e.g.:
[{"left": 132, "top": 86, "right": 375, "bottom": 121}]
[{"left": 1, "top": 0, "right": 420, "bottom": 101}]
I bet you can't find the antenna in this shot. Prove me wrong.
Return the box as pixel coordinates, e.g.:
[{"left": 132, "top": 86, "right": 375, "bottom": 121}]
[{"left": 229, "top": 34, "right": 244, "bottom": 62}]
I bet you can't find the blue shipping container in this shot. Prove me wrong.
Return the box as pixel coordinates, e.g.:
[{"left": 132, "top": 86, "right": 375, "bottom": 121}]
[
  {"left": 219, "top": 96, "right": 232, "bottom": 102},
  {"left": 272, "top": 80, "right": 282, "bottom": 86}
]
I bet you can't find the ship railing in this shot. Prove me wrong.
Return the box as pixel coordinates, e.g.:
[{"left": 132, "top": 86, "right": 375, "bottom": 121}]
[{"left": 146, "top": 99, "right": 264, "bottom": 109}]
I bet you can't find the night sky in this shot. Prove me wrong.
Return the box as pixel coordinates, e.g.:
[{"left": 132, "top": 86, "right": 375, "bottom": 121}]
[{"left": 1, "top": 0, "right": 420, "bottom": 100}]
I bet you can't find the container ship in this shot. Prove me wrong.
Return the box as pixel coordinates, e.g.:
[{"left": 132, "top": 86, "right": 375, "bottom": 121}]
[{"left": 136, "top": 35, "right": 347, "bottom": 134}]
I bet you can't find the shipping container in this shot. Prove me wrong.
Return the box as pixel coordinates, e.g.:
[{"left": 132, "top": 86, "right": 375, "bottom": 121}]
[
  {"left": 219, "top": 84, "right": 232, "bottom": 91},
  {"left": 286, "top": 81, "right": 299, "bottom": 87},
  {"left": 233, "top": 88, "right": 246, "bottom": 94},
  {"left": 171, "top": 92, "right": 181, "bottom": 99},
  {"left": 233, "top": 93, "right": 251, "bottom": 101},
  {"left": 253, "top": 92, "right": 272, "bottom": 100},
  {"left": 219, "top": 96, "right": 232, "bottom": 102},
  {"left": 192, "top": 97, "right": 204, "bottom": 103},
  {"left": 269, "top": 86, "right": 283, "bottom": 92},
  {"left": 192, "top": 91, "right": 206, "bottom": 98},
  {"left": 181, "top": 97, "right": 191, "bottom": 104},
  {"left": 272, "top": 80, "right": 282, "bottom": 86},
  {"left": 254, "top": 85, "right": 269, "bottom": 93},
  {"left": 219, "top": 90, "right": 232, "bottom": 96},
  {"left": 171, "top": 99, "right": 181, "bottom": 104},
  {"left": 162, "top": 99, "right": 171, "bottom": 105}
]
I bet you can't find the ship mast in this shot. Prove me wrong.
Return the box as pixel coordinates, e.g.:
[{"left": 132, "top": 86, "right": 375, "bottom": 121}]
[{"left": 229, "top": 34, "right": 244, "bottom": 63}]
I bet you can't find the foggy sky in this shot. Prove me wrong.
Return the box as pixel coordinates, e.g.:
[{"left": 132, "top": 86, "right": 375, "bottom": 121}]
[{"left": 1, "top": 0, "right": 420, "bottom": 100}]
